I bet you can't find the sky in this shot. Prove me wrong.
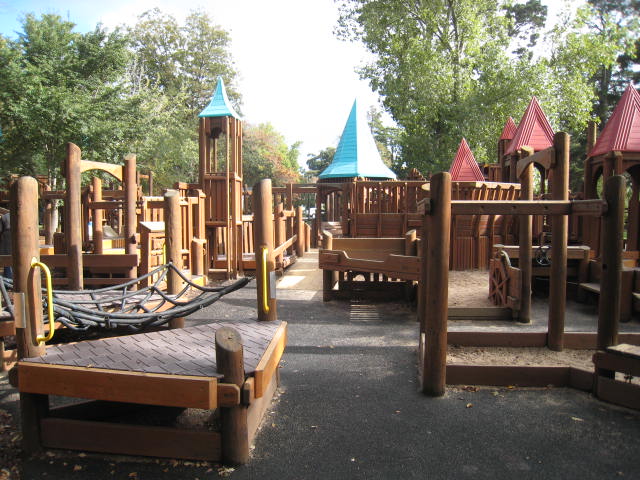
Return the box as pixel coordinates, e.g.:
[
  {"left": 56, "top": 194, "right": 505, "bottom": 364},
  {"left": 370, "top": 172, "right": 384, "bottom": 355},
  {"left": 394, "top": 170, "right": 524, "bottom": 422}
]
[{"left": 0, "top": 0, "right": 578, "bottom": 168}]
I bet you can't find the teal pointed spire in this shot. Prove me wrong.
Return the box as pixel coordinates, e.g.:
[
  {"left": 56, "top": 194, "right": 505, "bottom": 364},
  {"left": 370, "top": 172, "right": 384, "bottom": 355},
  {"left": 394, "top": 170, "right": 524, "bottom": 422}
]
[
  {"left": 319, "top": 99, "right": 396, "bottom": 180},
  {"left": 199, "top": 76, "right": 241, "bottom": 119}
]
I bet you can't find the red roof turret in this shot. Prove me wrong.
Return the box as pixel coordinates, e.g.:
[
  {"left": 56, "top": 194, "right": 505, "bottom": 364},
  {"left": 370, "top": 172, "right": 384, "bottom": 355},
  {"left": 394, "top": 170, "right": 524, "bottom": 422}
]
[
  {"left": 449, "top": 138, "right": 485, "bottom": 182},
  {"left": 499, "top": 117, "right": 517, "bottom": 141},
  {"left": 505, "top": 97, "right": 554, "bottom": 155},
  {"left": 588, "top": 84, "right": 640, "bottom": 158}
]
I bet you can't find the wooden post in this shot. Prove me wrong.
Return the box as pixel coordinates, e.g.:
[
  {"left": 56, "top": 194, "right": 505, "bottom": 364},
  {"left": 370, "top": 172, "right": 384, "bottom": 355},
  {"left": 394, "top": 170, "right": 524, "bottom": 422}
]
[
  {"left": 274, "top": 203, "right": 284, "bottom": 267},
  {"left": 198, "top": 118, "right": 208, "bottom": 186},
  {"left": 191, "top": 239, "right": 205, "bottom": 277},
  {"left": 598, "top": 175, "right": 625, "bottom": 349},
  {"left": 92, "top": 176, "right": 104, "bottom": 254},
  {"left": 124, "top": 154, "right": 138, "bottom": 281},
  {"left": 305, "top": 223, "right": 311, "bottom": 252},
  {"left": 421, "top": 172, "right": 451, "bottom": 397},
  {"left": 11, "top": 176, "right": 49, "bottom": 453},
  {"left": 165, "top": 190, "right": 184, "bottom": 329},
  {"left": 65, "top": 143, "right": 83, "bottom": 290},
  {"left": 295, "top": 206, "right": 304, "bottom": 258},
  {"left": 321, "top": 231, "right": 338, "bottom": 301},
  {"left": 253, "top": 180, "right": 277, "bottom": 321},
  {"left": 518, "top": 148, "right": 534, "bottom": 323},
  {"left": 215, "top": 327, "right": 249, "bottom": 465},
  {"left": 548, "top": 133, "right": 569, "bottom": 351},
  {"left": 404, "top": 229, "right": 417, "bottom": 301}
]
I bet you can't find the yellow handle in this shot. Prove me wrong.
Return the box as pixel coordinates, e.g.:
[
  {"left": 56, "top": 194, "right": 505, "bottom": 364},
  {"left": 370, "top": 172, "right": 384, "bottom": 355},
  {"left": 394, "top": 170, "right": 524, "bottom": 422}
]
[
  {"left": 31, "top": 258, "right": 55, "bottom": 344},
  {"left": 261, "top": 246, "right": 270, "bottom": 314}
]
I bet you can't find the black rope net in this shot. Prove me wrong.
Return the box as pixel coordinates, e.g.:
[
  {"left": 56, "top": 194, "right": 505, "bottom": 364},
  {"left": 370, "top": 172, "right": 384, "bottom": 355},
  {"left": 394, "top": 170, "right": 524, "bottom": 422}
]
[{"left": 1, "top": 263, "right": 249, "bottom": 332}]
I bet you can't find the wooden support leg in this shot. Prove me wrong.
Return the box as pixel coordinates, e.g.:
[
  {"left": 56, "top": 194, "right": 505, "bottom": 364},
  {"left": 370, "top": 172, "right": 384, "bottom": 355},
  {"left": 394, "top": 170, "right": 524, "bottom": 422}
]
[{"left": 216, "top": 327, "right": 249, "bottom": 465}]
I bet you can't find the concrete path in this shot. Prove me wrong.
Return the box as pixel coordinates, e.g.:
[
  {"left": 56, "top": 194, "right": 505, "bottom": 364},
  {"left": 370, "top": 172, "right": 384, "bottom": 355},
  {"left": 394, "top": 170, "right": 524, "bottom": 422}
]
[{"left": 4, "top": 251, "right": 640, "bottom": 479}]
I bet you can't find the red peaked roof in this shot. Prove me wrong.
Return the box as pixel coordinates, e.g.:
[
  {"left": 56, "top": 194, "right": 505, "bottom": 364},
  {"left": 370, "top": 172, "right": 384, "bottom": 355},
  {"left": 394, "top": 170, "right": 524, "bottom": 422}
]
[
  {"left": 449, "top": 138, "right": 485, "bottom": 182},
  {"left": 499, "top": 117, "right": 517, "bottom": 140},
  {"left": 505, "top": 97, "right": 554, "bottom": 155},
  {"left": 589, "top": 84, "right": 640, "bottom": 158}
]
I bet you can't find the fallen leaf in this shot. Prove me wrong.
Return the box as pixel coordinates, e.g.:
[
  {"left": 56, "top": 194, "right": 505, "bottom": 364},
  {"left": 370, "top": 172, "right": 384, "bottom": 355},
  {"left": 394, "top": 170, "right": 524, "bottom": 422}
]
[
  {"left": 571, "top": 416, "right": 584, "bottom": 422},
  {"left": 466, "top": 403, "right": 473, "bottom": 408},
  {"left": 462, "top": 386, "right": 478, "bottom": 392},
  {"left": 73, "top": 465, "right": 82, "bottom": 472}
]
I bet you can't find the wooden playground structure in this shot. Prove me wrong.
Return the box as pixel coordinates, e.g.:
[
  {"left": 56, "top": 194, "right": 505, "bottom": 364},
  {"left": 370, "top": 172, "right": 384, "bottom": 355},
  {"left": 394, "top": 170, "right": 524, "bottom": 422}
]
[
  {"left": 2, "top": 76, "right": 640, "bottom": 471},
  {"left": 8, "top": 176, "right": 286, "bottom": 464}
]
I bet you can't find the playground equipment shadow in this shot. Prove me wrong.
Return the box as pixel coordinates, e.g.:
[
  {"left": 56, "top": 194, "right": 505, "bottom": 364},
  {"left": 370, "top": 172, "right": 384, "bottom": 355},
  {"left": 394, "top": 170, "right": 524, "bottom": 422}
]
[{"left": 3, "top": 252, "right": 640, "bottom": 479}]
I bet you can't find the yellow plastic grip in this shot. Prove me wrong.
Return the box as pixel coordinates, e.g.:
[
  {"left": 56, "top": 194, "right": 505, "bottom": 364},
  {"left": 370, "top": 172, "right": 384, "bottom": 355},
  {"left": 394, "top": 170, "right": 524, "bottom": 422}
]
[
  {"left": 30, "top": 258, "right": 55, "bottom": 344},
  {"left": 261, "top": 245, "right": 270, "bottom": 314}
]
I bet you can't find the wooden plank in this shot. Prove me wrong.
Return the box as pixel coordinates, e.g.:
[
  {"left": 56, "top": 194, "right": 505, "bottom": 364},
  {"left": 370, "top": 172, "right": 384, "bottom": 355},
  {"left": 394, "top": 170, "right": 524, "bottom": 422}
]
[
  {"left": 607, "top": 343, "right": 640, "bottom": 358},
  {"left": 571, "top": 199, "right": 608, "bottom": 217},
  {"left": 41, "top": 418, "right": 221, "bottom": 461},
  {"left": 447, "top": 331, "right": 547, "bottom": 347},
  {"left": 569, "top": 367, "right": 594, "bottom": 392},
  {"left": 596, "top": 376, "right": 640, "bottom": 410},
  {"left": 319, "top": 250, "right": 421, "bottom": 281},
  {"left": 446, "top": 364, "right": 571, "bottom": 387},
  {"left": 79, "top": 160, "right": 123, "bottom": 182},
  {"left": 447, "top": 307, "right": 512, "bottom": 319},
  {"left": 593, "top": 351, "right": 640, "bottom": 377},
  {"left": 17, "top": 363, "right": 217, "bottom": 409},
  {"left": 333, "top": 237, "right": 405, "bottom": 252},
  {"left": 451, "top": 200, "right": 573, "bottom": 216},
  {"left": 247, "top": 366, "right": 278, "bottom": 444},
  {"left": 495, "top": 245, "right": 590, "bottom": 260},
  {"left": 254, "top": 322, "right": 287, "bottom": 398}
]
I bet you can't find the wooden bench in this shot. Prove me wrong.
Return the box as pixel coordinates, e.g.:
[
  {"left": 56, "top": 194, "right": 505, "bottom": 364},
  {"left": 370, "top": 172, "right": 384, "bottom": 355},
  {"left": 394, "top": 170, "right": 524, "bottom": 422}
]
[
  {"left": 578, "top": 255, "right": 637, "bottom": 322},
  {"left": 319, "top": 231, "right": 420, "bottom": 301},
  {"left": 593, "top": 343, "right": 640, "bottom": 410}
]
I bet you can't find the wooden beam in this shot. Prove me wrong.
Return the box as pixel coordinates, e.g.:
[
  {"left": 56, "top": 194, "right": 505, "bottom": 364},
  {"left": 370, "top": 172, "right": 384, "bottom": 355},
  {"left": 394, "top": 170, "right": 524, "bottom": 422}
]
[
  {"left": 17, "top": 363, "right": 218, "bottom": 409},
  {"left": 254, "top": 322, "right": 287, "bottom": 399},
  {"left": 516, "top": 147, "right": 554, "bottom": 178},
  {"left": 41, "top": 418, "right": 221, "bottom": 461},
  {"left": 79, "top": 160, "right": 123, "bottom": 182}
]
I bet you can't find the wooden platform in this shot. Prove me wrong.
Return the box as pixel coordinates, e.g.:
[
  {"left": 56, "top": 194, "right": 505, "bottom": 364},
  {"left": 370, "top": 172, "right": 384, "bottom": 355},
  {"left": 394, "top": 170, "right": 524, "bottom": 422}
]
[{"left": 15, "top": 321, "right": 287, "bottom": 462}]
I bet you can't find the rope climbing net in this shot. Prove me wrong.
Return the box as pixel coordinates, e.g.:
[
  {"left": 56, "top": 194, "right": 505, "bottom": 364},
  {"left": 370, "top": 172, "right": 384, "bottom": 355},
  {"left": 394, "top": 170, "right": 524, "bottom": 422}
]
[{"left": 1, "top": 263, "right": 249, "bottom": 332}]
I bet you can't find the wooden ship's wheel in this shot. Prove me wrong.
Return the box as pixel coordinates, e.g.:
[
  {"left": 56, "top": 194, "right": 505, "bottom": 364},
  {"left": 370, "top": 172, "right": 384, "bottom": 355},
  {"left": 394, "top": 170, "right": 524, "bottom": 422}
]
[{"left": 488, "top": 250, "right": 512, "bottom": 306}]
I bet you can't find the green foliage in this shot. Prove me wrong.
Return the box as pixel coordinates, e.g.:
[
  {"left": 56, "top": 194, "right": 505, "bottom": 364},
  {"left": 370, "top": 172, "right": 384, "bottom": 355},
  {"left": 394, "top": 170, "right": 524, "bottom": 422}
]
[
  {"left": 337, "top": 0, "right": 545, "bottom": 174},
  {"left": 243, "top": 123, "right": 301, "bottom": 188},
  {"left": 306, "top": 147, "right": 336, "bottom": 176},
  {"left": 0, "top": 14, "right": 138, "bottom": 180},
  {"left": 337, "top": 0, "right": 639, "bottom": 186}
]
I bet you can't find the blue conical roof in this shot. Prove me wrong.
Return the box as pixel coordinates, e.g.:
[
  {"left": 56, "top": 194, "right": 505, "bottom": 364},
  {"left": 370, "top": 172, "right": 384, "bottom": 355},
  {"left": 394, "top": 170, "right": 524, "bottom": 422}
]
[
  {"left": 199, "top": 77, "right": 241, "bottom": 119},
  {"left": 319, "top": 99, "right": 396, "bottom": 180}
]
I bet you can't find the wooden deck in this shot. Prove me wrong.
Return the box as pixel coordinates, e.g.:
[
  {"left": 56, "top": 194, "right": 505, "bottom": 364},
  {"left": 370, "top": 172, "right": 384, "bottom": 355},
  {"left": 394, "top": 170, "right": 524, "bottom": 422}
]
[
  {"left": 14, "top": 320, "right": 287, "bottom": 462},
  {"left": 18, "top": 321, "right": 286, "bottom": 407}
]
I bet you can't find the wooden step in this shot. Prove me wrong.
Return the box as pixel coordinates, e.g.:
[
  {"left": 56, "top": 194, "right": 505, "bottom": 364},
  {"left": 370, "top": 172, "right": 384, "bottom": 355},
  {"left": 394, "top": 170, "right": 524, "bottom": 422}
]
[{"left": 579, "top": 282, "right": 600, "bottom": 294}]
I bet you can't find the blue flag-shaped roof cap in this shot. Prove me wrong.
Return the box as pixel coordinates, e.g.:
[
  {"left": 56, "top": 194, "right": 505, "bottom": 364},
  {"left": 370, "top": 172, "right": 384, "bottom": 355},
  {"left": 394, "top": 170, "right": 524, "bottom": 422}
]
[
  {"left": 199, "top": 77, "right": 242, "bottom": 120},
  {"left": 319, "top": 99, "right": 396, "bottom": 180}
]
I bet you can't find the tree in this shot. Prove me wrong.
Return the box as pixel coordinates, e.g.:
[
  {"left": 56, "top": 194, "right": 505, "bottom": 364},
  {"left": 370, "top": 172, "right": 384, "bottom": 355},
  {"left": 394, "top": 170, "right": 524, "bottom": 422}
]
[
  {"left": 243, "top": 123, "right": 301, "bottom": 187},
  {"left": 129, "top": 8, "right": 239, "bottom": 115},
  {"left": 124, "top": 9, "right": 241, "bottom": 189},
  {"left": 0, "top": 14, "right": 138, "bottom": 180},
  {"left": 336, "top": 0, "right": 553, "bottom": 174},
  {"left": 306, "top": 147, "right": 336, "bottom": 176}
]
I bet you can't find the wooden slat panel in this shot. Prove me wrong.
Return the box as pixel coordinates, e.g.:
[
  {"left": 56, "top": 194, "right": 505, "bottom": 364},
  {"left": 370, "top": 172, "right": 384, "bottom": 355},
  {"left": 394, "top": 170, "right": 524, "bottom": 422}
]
[
  {"left": 17, "top": 363, "right": 217, "bottom": 409},
  {"left": 41, "top": 418, "right": 221, "bottom": 461}
]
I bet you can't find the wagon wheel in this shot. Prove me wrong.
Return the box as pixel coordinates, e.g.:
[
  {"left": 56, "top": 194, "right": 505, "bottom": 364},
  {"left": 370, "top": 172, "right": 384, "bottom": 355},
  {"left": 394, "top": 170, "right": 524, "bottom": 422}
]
[{"left": 488, "top": 250, "right": 511, "bottom": 306}]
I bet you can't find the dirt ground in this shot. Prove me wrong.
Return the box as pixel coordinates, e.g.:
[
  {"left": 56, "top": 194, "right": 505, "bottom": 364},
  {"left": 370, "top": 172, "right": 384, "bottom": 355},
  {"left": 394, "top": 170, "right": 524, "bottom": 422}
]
[{"left": 447, "top": 269, "right": 597, "bottom": 369}]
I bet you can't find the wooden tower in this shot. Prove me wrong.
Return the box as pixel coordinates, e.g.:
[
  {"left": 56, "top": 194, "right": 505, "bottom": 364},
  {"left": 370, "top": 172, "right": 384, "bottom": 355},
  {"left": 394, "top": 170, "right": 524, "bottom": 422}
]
[
  {"left": 198, "top": 77, "right": 244, "bottom": 279},
  {"left": 584, "top": 84, "right": 640, "bottom": 254}
]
